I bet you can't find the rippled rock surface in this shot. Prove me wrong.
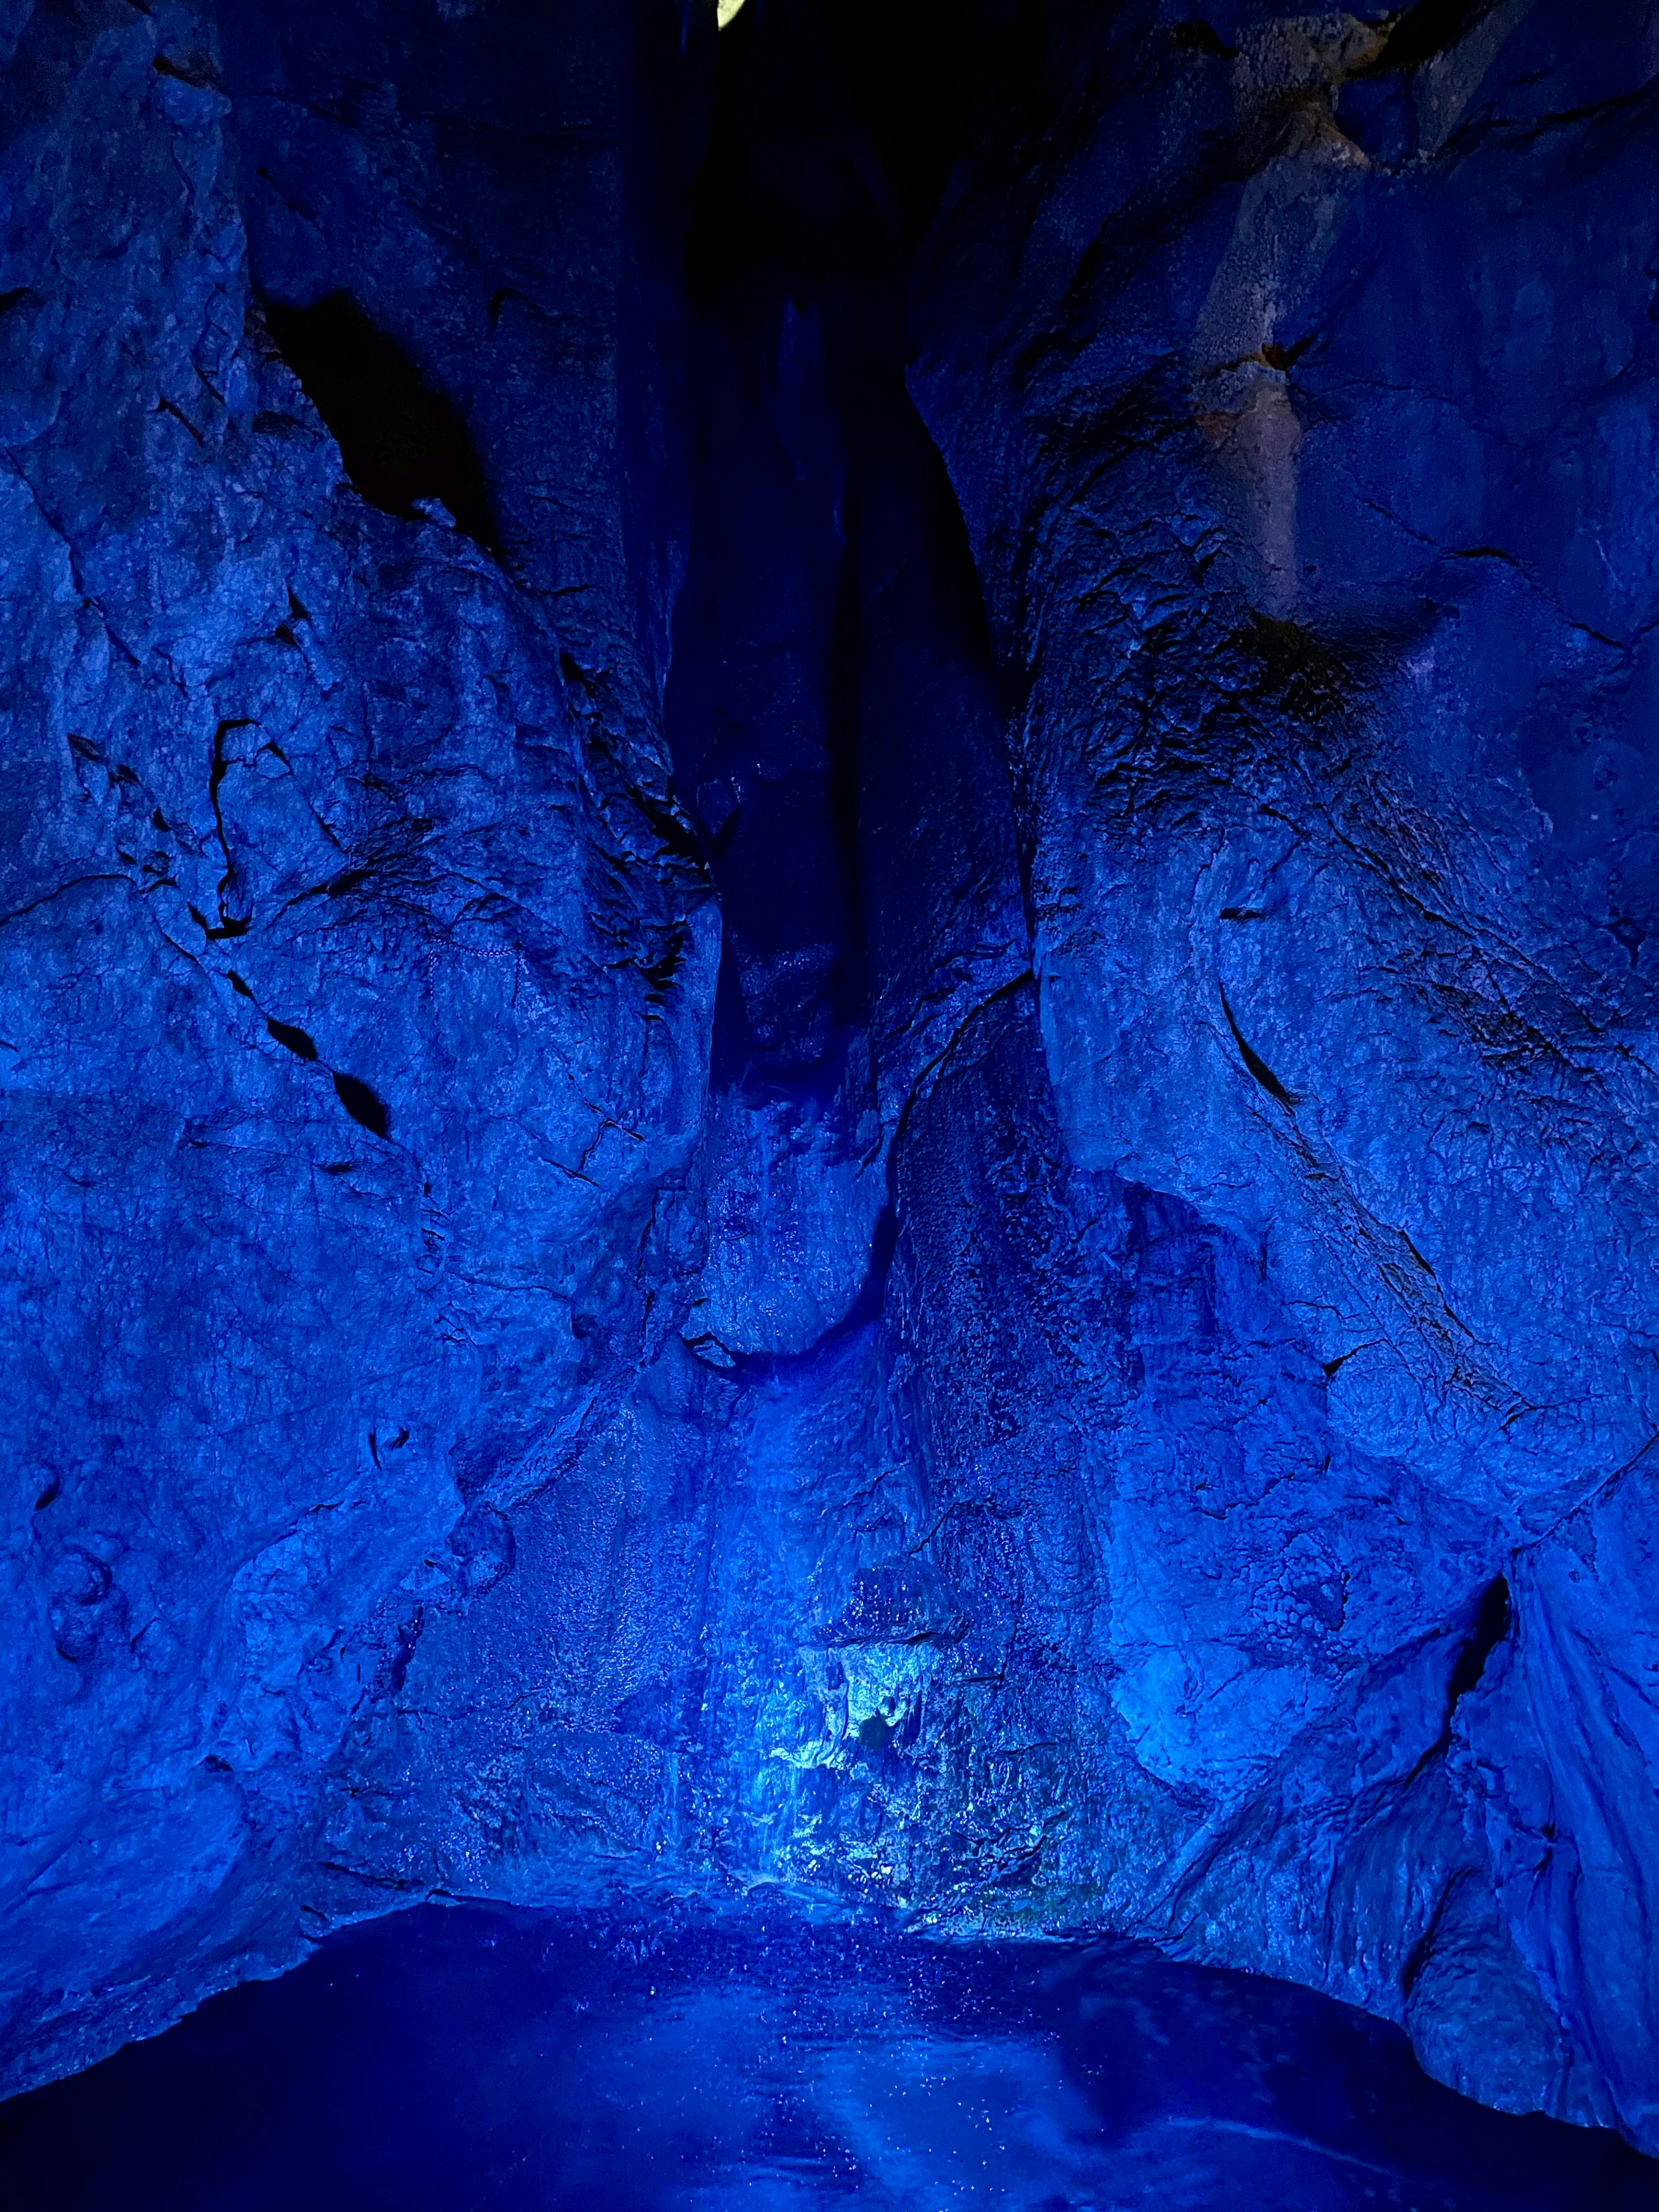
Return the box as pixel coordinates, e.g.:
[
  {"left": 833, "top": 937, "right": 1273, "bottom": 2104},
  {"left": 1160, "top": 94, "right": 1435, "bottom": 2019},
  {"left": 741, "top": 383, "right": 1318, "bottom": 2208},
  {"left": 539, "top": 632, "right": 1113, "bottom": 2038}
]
[{"left": 3, "top": 0, "right": 1658, "bottom": 2158}]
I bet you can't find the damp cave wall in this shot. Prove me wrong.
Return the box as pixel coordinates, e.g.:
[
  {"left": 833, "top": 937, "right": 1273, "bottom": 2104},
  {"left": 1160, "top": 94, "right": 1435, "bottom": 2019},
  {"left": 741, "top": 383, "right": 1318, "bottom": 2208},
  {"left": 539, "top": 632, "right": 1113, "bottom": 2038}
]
[{"left": 3, "top": 0, "right": 1659, "bottom": 2158}]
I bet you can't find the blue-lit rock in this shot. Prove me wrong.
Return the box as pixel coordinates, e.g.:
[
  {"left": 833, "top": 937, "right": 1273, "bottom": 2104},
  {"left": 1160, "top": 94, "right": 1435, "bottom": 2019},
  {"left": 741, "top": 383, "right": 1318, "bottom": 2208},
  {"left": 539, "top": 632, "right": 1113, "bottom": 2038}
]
[
  {"left": 2, "top": 0, "right": 1657, "bottom": 2161},
  {"left": 906, "top": 0, "right": 1659, "bottom": 2146},
  {"left": 0, "top": 0, "right": 716, "bottom": 2086}
]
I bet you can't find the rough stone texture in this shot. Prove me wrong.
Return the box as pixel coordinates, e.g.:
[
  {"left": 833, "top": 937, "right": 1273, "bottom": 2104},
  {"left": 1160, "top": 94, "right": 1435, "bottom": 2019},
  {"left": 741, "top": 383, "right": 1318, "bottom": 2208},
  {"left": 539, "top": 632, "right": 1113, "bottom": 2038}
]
[
  {"left": 3, "top": 0, "right": 1659, "bottom": 2157},
  {"left": 906, "top": 0, "right": 1659, "bottom": 2144},
  {"left": 0, "top": 0, "right": 716, "bottom": 2088}
]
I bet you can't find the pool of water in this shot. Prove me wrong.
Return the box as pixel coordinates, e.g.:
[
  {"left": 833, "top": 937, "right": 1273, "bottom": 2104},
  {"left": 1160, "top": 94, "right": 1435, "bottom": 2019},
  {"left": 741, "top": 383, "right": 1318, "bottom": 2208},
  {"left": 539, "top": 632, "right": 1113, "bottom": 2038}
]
[{"left": 1, "top": 1903, "right": 1652, "bottom": 2209}]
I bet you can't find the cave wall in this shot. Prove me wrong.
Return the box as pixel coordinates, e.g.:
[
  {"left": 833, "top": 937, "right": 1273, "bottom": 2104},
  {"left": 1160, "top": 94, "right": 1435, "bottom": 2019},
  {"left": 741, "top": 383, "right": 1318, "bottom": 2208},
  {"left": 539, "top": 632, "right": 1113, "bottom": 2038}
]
[
  {"left": 904, "top": 0, "right": 1659, "bottom": 2140},
  {"left": 3, "top": 0, "right": 1658, "bottom": 2154},
  {"left": 0, "top": 0, "right": 718, "bottom": 2088}
]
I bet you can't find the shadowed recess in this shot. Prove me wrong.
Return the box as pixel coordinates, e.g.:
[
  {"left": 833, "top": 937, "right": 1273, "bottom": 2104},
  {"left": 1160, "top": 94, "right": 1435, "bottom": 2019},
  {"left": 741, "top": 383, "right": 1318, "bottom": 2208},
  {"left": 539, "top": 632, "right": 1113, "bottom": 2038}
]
[
  {"left": 1372, "top": 1, "right": 1500, "bottom": 74},
  {"left": 261, "top": 293, "right": 500, "bottom": 551},
  {"left": 332, "top": 1071, "right": 391, "bottom": 1139}
]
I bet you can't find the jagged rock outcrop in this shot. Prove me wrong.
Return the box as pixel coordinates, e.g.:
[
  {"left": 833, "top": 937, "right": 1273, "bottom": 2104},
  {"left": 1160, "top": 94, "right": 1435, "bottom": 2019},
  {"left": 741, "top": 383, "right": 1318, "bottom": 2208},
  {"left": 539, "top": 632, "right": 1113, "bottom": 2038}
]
[{"left": 3, "top": 0, "right": 1657, "bottom": 2153}]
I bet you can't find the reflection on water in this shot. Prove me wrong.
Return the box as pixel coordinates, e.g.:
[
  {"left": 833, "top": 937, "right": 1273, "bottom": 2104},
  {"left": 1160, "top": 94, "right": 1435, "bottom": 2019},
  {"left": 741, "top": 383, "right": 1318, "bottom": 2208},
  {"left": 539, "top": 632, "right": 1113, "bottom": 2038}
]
[{"left": 1, "top": 1904, "right": 1653, "bottom": 2210}]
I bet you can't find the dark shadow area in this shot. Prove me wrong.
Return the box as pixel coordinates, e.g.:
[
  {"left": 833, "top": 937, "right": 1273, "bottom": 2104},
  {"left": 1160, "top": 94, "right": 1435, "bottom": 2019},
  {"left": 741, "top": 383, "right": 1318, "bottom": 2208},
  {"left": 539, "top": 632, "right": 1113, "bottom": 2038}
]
[
  {"left": 1370, "top": 0, "right": 1499, "bottom": 74},
  {"left": 0, "top": 1903, "right": 1651, "bottom": 2210},
  {"left": 266, "top": 1017, "right": 318, "bottom": 1061},
  {"left": 332, "top": 1070, "right": 391, "bottom": 1139},
  {"left": 1446, "top": 1573, "right": 1513, "bottom": 1716},
  {"left": 261, "top": 292, "right": 500, "bottom": 551},
  {"left": 665, "top": 0, "right": 1021, "bottom": 1093}
]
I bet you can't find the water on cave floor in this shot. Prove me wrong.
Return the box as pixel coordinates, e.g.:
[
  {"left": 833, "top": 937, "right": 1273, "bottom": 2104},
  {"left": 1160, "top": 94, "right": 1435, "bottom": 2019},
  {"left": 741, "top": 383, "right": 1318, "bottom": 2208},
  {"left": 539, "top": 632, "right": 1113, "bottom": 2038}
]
[{"left": 1, "top": 1904, "right": 1653, "bottom": 2210}]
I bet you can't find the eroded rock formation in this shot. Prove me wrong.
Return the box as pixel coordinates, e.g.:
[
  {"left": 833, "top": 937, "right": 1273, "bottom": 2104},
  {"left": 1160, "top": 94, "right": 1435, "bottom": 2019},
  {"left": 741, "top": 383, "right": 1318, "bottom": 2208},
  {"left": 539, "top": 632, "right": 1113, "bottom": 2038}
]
[{"left": 3, "top": 0, "right": 1657, "bottom": 2152}]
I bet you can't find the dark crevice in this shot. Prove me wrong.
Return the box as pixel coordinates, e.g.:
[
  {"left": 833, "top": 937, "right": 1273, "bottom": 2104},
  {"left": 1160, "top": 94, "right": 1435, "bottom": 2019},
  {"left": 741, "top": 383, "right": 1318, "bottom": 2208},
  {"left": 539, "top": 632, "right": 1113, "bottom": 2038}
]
[
  {"left": 1172, "top": 21, "right": 1236, "bottom": 59},
  {"left": 155, "top": 395, "right": 204, "bottom": 446},
  {"left": 625, "top": 786, "right": 703, "bottom": 867},
  {"left": 1444, "top": 1575, "right": 1512, "bottom": 1722},
  {"left": 189, "top": 904, "right": 250, "bottom": 942},
  {"left": 386, "top": 1604, "right": 425, "bottom": 1697},
  {"left": 1321, "top": 1342, "right": 1376, "bottom": 1380},
  {"left": 1234, "top": 614, "right": 1351, "bottom": 725},
  {"left": 1405, "top": 1575, "right": 1513, "bottom": 1785},
  {"left": 333, "top": 1071, "right": 391, "bottom": 1140},
  {"left": 261, "top": 293, "right": 501, "bottom": 553},
  {"left": 1367, "top": 1, "right": 1497, "bottom": 76},
  {"left": 152, "top": 52, "right": 221, "bottom": 92},
  {"left": 1261, "top": 336, "right": 1314, "bottom": 372},
  {"left": 668, "top": 0, "right": 1014, "bottom": 1097},
  {"left": 1219, "top": 987, "right": 1299, "bottom": 1110},
  {"left": 267, "top": 1019, "right": 319, "bottom": 1062},
  {"left": 641, "top": 922, "right": 690, "bottom": 999}
]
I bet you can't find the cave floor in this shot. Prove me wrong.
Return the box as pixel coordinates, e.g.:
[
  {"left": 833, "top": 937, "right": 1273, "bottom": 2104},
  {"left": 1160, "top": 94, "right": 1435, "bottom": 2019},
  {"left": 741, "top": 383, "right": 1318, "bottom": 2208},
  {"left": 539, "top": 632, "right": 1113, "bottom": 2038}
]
[{"left": 0, "top": 1903, "right": 1652, "bottom": 2210}]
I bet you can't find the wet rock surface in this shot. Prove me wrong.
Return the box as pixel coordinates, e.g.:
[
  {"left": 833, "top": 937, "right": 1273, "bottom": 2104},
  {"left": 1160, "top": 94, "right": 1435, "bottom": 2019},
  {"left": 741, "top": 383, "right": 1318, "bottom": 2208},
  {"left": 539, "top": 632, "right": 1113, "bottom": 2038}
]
[{"left": 3, "top": 0, "right": 1658, "bottom": 2156}]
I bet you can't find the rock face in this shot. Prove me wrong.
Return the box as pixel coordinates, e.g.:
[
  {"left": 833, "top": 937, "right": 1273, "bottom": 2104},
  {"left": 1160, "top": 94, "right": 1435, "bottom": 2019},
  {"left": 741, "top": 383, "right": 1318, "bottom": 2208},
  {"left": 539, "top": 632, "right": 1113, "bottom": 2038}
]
[
  {"left": 0, "top": 0, "right": 717, "bottom": 2085},
  {"left": 3, "top": 0, "right": 1658, "bottom": 2154}
]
